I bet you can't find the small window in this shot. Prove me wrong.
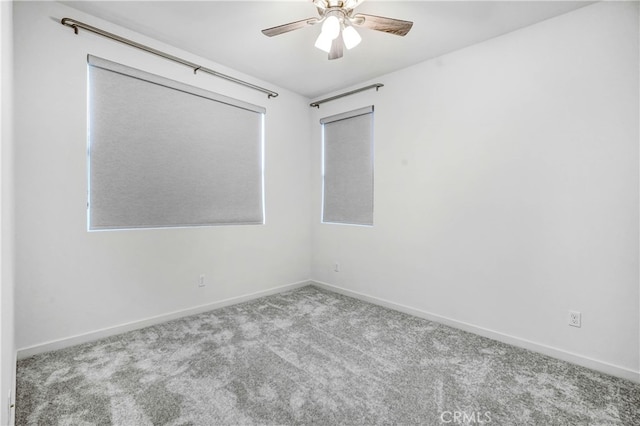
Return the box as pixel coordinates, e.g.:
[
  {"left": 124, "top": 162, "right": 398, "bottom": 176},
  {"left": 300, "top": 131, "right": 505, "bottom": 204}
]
[
  {"left": 321, "top": 106, "right": 374, "bottom": 226},
  {"left": 87, "top": 55, "right": 265, "bottom": 230}
]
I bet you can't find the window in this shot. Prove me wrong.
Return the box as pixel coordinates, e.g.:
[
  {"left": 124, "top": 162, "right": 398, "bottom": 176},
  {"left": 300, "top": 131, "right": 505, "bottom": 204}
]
[
  {"left": 321, "top": 106, "right": 374, "bottom": 226},
  {"left": 87, "top": 55, "right": 265, "bottom": 230}
]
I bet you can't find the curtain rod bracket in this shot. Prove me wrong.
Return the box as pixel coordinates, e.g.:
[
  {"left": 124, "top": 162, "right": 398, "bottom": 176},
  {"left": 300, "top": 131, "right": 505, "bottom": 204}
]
[
  {"left": 60, "top": 17, "right": 279, "bottom": 99},
  {"left": 310, "top": 83, "right": 383, "bottom": 108}
]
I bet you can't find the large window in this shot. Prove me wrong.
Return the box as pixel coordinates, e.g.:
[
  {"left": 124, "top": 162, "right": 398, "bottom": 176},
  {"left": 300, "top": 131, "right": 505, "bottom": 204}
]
[
  {"left": 87, "top": 55, "right": 265, "bottom": 230},
  {"left": 321, "top": 106, "right": 374, "bottom": 226}
]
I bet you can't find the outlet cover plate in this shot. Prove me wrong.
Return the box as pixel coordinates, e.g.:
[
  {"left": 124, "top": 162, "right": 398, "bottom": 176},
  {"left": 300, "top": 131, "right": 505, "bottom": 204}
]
[{"left": 568, "top": 310, "right": 581, "bottom": 328}]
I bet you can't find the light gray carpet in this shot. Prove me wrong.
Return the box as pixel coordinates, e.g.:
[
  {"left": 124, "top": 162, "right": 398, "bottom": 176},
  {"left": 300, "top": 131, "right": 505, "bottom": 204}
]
[{"left": 16, "top": 285, "right": 640, "bottom": 425}]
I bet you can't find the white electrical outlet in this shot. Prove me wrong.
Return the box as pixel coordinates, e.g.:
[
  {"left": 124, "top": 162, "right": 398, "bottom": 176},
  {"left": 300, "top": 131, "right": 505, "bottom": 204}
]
[
  {"left": 568, "top": 310, "right": 581, "bottom": 328},
  {"left": 198, "top": 274, "right": 206, "bottom": 288},
  {"left": 334, "top": 262, "right": 340, "bottom": 272}
]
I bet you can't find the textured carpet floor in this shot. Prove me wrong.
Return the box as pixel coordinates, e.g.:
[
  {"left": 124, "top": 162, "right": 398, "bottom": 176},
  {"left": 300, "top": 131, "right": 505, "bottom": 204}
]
[{"left": 16, "top": 285, "right": 640, "bottom": 425}]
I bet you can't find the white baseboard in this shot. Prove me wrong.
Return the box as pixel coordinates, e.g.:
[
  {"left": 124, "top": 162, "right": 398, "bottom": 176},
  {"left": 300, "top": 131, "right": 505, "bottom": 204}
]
[
  {"left": 17, "top": 280, "right": 312, "bottom": 360},
  {"left": 311, "top": 280, "right": 640, "bottom": 384}
]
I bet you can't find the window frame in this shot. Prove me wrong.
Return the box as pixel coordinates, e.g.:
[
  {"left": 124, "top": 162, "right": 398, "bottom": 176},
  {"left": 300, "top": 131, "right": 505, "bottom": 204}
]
[
  {"left": 86, "top": 55, "right": 266, "bottom": 231},
  {"left": 320, "top": 105, "right": 375, "bottom": 226}
]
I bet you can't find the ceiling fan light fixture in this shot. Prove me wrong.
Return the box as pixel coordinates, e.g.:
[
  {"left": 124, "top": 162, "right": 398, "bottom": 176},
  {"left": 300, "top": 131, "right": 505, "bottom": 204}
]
[
  {"left": 262, "top": 0, "right": 413, "bottom": 61},
  {"left": 342, "top": 25, "right": 361, "bottom": 50},
  {"left": 321, "top": 14, "right": 341, "bottom": 40},
  {"left": 314, "top": 32, "right": 333, "bottom": 53}
]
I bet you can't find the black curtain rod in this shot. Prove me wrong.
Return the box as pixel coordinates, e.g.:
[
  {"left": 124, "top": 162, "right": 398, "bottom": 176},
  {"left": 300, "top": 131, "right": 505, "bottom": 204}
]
[
  {"left": 310, "top": 83, "right": 383, "bottom": 108},
  {"left": 60, "top": 18, "right": 279, "bottom": 99}
]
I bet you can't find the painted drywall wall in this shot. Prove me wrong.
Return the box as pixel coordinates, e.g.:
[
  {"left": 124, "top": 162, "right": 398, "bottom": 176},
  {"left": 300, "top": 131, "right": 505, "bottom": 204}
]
[
  {"left": 1, "top": 0, "right": 16, "bottom": 423},
  {"left": 311, "top": 1, "right": 639, "bottom": 378},
  {"left": 13, "top": 1, "right": 311, "bottom": 351}
]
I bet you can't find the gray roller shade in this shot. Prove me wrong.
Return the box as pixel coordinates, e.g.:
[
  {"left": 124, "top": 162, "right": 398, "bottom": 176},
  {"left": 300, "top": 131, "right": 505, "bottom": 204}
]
[
  {"left": 87, "top": 55, "right": 265, "bottom": 230},
  {"left": 321, "top": 106, "right": 374, "bottom": 226}
]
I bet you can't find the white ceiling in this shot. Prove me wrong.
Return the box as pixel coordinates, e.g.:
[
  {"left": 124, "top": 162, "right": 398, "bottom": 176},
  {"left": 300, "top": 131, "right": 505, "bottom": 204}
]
[{"left": 61, "top": 1, "right": 592, "bottom": 99}]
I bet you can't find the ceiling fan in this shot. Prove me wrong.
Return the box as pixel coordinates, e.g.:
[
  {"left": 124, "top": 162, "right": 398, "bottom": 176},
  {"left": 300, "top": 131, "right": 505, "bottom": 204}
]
[{"left": 261, "top": 0, "right": 413, "bottom": 60}]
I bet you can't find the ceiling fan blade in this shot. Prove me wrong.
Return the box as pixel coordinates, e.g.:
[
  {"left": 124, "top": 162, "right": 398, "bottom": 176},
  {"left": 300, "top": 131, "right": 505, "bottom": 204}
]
[
  {"left": 261, "top": 18, "right": 318, "bottom": 37},
  {"left": 352, "top": 13, "right": 413, "bottom": 36},
  {"left": 328, "top": 37, "right": 344, "bottom": 60}
]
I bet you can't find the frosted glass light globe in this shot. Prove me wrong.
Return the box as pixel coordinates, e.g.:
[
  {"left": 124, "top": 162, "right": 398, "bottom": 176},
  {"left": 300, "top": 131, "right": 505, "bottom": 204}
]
[
  {"left": 321, "top": 15, "right": 341, "bottom": 40},
  {"left": 343, "top": 25, "right": 361, "bottom": 50}
]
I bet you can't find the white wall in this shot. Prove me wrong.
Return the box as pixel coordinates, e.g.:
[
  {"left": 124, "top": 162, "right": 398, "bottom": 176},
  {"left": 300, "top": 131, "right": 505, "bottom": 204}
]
[
  {"left": 311, "top": 1, "right": 639, "bottom": 380},
  {"left": 0, "top": 0, "right": 16, "bottom": 423},
  {"left": 14, "top": 1, "right": 311, "bottom": 351}
]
